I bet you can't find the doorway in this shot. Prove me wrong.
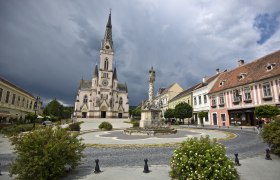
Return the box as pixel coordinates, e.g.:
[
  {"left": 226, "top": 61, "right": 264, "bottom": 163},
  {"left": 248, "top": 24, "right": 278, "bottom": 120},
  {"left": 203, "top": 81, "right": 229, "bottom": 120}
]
[
  {"left": 82, "top": 112, "right": 87, "bottom": 118},
  {"left": 213, "top": 113, "right": 217, "bottom": 125},
  {"left": 101, "top": 111, "right": 106, "bottom": 118},
  {"left": 118, "top": 113, "right": 123, "bottom": 118}
]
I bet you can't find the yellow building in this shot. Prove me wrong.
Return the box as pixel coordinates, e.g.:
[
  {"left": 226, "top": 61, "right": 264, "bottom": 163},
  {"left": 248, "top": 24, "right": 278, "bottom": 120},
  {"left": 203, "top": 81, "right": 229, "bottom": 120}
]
[
  {"left": 168, "top": 84, "right": 199, "bottom": 109},
  {"left": 0, "top": 77, "right": 41, "bottom": 123},
  {"left": 154, "top": 83, "right": 183, "bottom": 115}
]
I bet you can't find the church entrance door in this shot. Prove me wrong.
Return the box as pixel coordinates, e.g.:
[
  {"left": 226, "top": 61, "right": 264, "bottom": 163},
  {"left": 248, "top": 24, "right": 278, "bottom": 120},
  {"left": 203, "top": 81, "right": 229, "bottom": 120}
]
[
  {"left": 82, "top": 112, "right": 87, "bottom": 118},
  {"left": 118, "top": 113, "right": 122, "bottom": 118},
  {"left": 101, "top": 111, "right": 106, "bottom": 118}
]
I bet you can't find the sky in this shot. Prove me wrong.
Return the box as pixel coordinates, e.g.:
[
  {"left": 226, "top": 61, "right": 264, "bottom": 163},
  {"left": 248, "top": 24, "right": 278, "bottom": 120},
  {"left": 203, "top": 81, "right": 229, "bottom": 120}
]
[{"left": 0, "top": 0, "right": 280, "bottom": 106}]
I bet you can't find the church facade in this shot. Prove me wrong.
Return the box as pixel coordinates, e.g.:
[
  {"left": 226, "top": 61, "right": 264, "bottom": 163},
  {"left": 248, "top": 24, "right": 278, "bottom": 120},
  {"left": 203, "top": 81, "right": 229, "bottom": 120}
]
[{"left": 74, "top": 12, "right": 129, "bottom": 118}]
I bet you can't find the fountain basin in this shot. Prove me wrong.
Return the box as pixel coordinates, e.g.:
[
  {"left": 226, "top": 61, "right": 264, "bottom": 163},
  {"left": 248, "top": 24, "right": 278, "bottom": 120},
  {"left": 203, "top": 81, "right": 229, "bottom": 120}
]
[{"left": 123, "top": 128, "right": 177, "bottom": 136}]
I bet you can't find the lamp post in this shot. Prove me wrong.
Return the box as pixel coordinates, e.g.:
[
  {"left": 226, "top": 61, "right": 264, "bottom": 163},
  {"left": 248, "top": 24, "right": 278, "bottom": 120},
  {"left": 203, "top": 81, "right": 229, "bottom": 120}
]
[{"left": 33, "top": 96, "right": 40, "bottom": 129}]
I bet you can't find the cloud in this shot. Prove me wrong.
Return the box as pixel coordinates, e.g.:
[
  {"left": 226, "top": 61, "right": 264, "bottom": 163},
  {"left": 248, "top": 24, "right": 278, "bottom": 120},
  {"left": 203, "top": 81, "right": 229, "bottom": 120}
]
[{"left": 0, "top": 0, "right": 280, "bottom": 106}]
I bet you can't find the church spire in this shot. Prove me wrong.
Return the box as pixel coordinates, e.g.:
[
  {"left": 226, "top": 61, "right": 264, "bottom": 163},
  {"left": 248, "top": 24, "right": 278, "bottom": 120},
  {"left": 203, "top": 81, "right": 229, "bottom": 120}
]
[
  {"left": 93, "top": 64, "right": 99, "bottom": 78},
  {"left": 113, "top": 67, "right": 118, "bottom": 80},
  {"left": 102, "top": 10, "right": 113, "bottom": 50}
]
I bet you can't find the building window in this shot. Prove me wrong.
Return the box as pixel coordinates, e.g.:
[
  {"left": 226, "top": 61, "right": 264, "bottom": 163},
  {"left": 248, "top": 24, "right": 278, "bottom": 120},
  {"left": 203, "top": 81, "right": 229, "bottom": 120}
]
[
  {"left": 194, "top": 97, "right": 197, "bottom": 105},
  {"left": 198, "top": 96, "right": 202, "bottom": 105},
  {"left": 263, "top": 83, "right": 272, "bottom": 97},
  {"left": 119, "top": 97, "right": 123, "bottom": 105},
  {"left": 104, "top": 59, "right": 109, "bottom": 70},
  {"left": 233, "top": 89, "right": 241, "bottom": 102},
  {"left": 204, "top": 94, "right": 207, "bottom": 104},
  {"left": 219, "top": 93, "right": 224, "bottom": 105},
  {"left": 205, "top": 114, "right": 209, "bottom": 122},
  {"left": 22, "top": 98, "right": 25, "bottom": 107},
  {"left": 83, "top": 95, "right": 88, "bottom": 103},
  {"left": 211, "top": 96, "right": 216, "bottom": 106},
  {"left": 0, "top": 88, "right": 3, "bottom": 102},
  {"left": 12, "top": 94, "right": 16, "bottom": 105},
  {"left": 221, "top": 114, "right": 226, "bottom": 121},
  {"left": 244, "top": 87, "right": 251, "bottom": 100},
  {"left": 5, "top": 91, "right": 10, "bottom": 103},
  {"left": 29, "top": 101, "right": 33, "bottom": 109},
  {"left": 17, "top": 96, "right": 20, "bottom": 106}
]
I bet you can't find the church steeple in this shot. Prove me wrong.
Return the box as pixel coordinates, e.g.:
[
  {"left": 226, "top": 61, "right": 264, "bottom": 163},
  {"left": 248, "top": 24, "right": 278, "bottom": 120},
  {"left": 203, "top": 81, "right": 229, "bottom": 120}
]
[
  {"left": 113, "top": 67, "right": 118, "bottom": 80},
  {"left": 102, "top": 10, "right": 113, "bottom": 51}
]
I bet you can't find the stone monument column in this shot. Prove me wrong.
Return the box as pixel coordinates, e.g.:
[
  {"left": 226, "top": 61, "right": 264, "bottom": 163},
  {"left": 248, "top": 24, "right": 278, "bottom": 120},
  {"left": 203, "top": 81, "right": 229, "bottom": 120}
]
[{"left": 148, "top": 67, "right": 155, "bottom": 103}]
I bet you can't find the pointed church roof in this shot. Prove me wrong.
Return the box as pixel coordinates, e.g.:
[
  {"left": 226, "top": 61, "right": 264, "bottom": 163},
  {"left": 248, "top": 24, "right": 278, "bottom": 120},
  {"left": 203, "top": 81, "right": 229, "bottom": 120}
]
[
  {"left": 102, "top": 11, "right": 113, "bottom": 50},
  {"left": 93, "top": 64, "right": 99, "bottom": 78},
  {"left": 113, "top": 67, "right": 118, "bottom": 80}
]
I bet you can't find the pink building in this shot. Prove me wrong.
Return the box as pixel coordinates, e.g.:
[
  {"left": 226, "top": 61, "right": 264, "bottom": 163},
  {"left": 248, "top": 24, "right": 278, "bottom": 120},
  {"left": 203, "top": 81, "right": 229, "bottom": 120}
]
[{"left": 208, "top": 50, "right": 280, "bottom": 126}]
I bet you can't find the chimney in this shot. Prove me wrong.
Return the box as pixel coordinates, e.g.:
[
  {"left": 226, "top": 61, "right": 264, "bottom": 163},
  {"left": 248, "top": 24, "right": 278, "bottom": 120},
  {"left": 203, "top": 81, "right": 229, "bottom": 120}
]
[
  {"left": 238, "top": 60, "right": 245, "bottom": 67},
  {"left": 216, "top": 68, "right": 219, "bottom": 74}
]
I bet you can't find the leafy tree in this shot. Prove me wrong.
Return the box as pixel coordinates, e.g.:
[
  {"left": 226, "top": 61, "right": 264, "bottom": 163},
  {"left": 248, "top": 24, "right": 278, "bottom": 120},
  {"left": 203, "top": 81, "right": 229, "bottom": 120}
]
[
  {"left": 25, "top": 112, "right": 37, "bottom": 124},
  {"left": 170, "top": 136, "right": 238, "bottom": 179},
  {"left": 254, "top": 105, "right": 280, "bottom": 120},
  {"left": 9, "top": 127, "right": 85, "bottom": 180},
  {"left": 262, "top": 119, "right": 280, "bottom": 156},
  {"left": 174, "top": 102, "right": 193, "bottom": 124},
  {"left": 164, "top": 109, "right": 175, "bottom": 119},
  {"left": 198, "top": 111, "right": 208, "bottom": 125},
  {"left": 43, "top": 99, "right": 64, "bottom": 119},
  {"left": 62, "top": 106, "right": 74, "bottom": 119}
]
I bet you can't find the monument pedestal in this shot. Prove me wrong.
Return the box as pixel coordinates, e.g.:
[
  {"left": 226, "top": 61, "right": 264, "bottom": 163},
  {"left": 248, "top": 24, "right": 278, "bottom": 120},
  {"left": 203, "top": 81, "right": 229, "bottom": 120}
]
[{"left": 140, "top": 109, "right": 162, "bottom": 128}]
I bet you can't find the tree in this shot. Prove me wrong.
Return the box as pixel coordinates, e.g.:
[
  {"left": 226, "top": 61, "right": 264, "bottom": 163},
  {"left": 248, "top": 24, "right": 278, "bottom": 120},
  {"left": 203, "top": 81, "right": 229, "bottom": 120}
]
[
  {"left": 254, "top": 105, "right": 280, "bottom": 120},
  {"left": 164, "top": 109, "right": 175, "bottom": 119},
  {"left": 43, "top": 99, "right": 64, "bottom": 119},
  {"left": 9, "top": 127, "right": 85, "bottom": 180},
  {"left": 198, "top": 111, "right": 208, "bottom": 125},
  {"left": 25, "top": 112, "right": 37, "bottom": 124},
  {"left": 262, "top": 119, "right": 280, "bottom": 155},
  {"left": 174, "top": 102, "right": 193, "bottom": 124}
]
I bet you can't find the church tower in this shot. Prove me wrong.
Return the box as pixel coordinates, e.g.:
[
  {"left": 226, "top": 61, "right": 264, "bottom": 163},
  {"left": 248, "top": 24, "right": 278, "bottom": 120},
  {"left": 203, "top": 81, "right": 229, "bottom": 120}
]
[{"left": 74, "top": 11, "right": 129, "bottom": 119}]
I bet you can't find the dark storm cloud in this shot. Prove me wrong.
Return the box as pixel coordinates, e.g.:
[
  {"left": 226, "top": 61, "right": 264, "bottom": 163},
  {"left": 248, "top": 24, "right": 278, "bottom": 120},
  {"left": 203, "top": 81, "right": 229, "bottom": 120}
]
[{"left": 1, "top": 0, "right": 280, "bottom": 106}]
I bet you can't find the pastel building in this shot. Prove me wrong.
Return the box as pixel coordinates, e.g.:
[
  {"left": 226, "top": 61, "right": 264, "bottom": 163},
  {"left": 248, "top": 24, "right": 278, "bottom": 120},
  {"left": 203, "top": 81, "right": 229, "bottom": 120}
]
[{"left": 208, "top": 50, "right": 280, "bottom": 126}]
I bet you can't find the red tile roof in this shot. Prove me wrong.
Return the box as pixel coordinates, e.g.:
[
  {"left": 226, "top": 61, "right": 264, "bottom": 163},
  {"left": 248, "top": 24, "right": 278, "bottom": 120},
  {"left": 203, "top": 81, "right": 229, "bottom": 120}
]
[{"left": 209, "top": 49, "right": 280, "bottom": 94}]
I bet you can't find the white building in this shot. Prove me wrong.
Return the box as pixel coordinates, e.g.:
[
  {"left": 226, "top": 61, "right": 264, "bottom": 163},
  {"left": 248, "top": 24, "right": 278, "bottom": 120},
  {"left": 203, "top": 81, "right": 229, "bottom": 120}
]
[
  {"left": 192, "top": 74, "right": 219, "bottom": 125},
  {"left": 74, "top": 12, "right": 129, "bottom": 119}
]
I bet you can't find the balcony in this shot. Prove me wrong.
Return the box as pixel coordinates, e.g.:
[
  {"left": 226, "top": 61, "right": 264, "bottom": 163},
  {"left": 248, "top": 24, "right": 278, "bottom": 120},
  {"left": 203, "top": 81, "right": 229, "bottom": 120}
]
[
  {"left": 262, "top": 96, "right": 272, "bottom": 101},
  {"left": 219, "top": 103, "right": 225, "bottom": 107},
  {"left": 243, "top": 98, "right": 252, "bottom": 103},
  {"left": 232, "top": 97, "right": 241, "bottom": 104},
  {"left": 211, "top": 104, "right": 217, "bottom": 108}
]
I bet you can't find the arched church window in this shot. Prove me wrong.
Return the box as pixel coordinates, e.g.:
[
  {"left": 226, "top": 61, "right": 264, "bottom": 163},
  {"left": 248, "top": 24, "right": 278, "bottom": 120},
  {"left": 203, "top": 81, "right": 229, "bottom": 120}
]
[
  {"left": 104, "top": 58, "right": 109, "bottom": 70},
  {"left": 83, "top": 95, "right": 88, "bottom": 103},
  {"left": 119, "top": 97, "right": 123, "bottom": 105}
]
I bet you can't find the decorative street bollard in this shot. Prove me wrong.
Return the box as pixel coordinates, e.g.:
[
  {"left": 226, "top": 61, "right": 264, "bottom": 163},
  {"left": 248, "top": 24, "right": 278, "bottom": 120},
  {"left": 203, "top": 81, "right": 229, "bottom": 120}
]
[
  {"left": 240, "top": 126, "right": 243, "bottom": 130},
  {"left": 234, "top": 153, "right": 241, "bottom": 166},
  {"left": 265, "top": 148, "right": 272, "bottom": 160},
  {"left": 143, "top": 159, "right": 150, "bottom": 173},
  {"left": 0, "top": 163, "right": 2, "bottom": 176},
  {"left": 94, "top": 159, "right": 101, "bottom": 173}
]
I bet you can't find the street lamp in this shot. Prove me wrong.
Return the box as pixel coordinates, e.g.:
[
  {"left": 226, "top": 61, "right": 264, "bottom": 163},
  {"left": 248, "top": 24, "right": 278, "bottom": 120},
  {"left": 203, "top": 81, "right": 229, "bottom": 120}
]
[{"left": 33, "top": 96, "right": 40, "bottom": 129}]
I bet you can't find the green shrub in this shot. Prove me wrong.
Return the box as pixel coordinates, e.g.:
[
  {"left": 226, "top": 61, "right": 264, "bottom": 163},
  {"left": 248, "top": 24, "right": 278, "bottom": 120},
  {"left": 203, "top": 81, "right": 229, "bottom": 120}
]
[
  {"left": 262, "top": 120, "right": 280, "bottom": 155},
  {"left": 68, "top": 122, "right": 82, "bottom": 131},
  {"left": 9, "top": 127, "right": 85, "bottom": 180},
  {"left": 132, "top": 121, "right": 139, "bottom": 128},
  {"left": 170, "top": 136, "right": 238, "bottom": 180},
  {"left": 99, "top": 121, "right": 113, "bottom": 130},
  {"left": 1, "top": 124, "right": 34, "bottom": 136}
]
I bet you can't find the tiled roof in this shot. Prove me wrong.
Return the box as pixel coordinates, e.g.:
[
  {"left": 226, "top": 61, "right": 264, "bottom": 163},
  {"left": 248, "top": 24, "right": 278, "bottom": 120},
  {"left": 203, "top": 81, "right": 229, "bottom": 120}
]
[
  {"left": 194, "top": 74, "right": 220, "bottom": 90},
  {"left": 0, "top": 76, "right": 35, "bottom": 98},
  {"left": 169, "top": 83, "right": 200, "bottom": 102},
  {"left": 79, "top": 80, "right": 92, "bottom": 89},
  {"left": 209, "top": 49, "right": 280, "bottom": 94}
]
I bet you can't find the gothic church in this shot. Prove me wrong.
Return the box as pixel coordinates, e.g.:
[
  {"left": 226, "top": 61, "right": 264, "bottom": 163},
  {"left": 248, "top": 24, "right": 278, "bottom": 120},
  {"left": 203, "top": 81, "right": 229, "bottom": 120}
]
[{"left": 74, "top": 12, "right": 129, "bottom": 118}]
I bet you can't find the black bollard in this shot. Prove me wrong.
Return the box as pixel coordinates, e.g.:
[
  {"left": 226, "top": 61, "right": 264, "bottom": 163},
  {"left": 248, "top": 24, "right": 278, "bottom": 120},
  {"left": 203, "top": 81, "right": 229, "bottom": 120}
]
[
  {"left": 0, "top": 163, "right": 2, "bottom": 176},
  {"left": 228, "top": 126, "right": 229, "bottom": 128},
  {"left": 265, "top": 148, "right": 272, "bottom": 160},
  {"left": 240, "top": 126, "right": 243, "bottom": 130},
  {"left": 94, "top": 159, "right": 101, "bottom": 173},
  {"left": 234, "top": 154, "right": 241, "bottom": 166},
  {"left": 143, "top": 158, "right": 150, "bottom": 173}
]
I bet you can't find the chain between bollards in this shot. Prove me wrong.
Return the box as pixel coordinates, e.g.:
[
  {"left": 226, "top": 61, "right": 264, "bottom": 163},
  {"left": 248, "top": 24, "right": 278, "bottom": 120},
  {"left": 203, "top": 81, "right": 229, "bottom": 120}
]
[{"left": 143, "top": 158, "right": 150, "bottom": 173}]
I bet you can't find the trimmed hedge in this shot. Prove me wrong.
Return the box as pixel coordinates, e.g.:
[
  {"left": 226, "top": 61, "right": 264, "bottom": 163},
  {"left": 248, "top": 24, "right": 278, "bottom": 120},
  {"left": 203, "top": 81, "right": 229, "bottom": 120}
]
[
  {"left": 170, "top": 136, "right": 238, "bottom": 180},
  {"left": 1, "top": 124, "right": 34, "bottom": 136},
  {"left": 99, "top": 121, "right": 113, "bottom": 130},
  {"left": 68, "top": 122, "right": 82, "bottom": 131},
  {"left": 262, "top": 120, "right": 280, "bottom": 155}
]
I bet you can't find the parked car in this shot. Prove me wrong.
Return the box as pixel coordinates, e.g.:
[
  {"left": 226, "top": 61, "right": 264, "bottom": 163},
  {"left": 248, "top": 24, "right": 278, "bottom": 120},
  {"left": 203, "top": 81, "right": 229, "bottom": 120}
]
[{"left": 42, "top": 121, "right": 53, "bottom": 126}]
